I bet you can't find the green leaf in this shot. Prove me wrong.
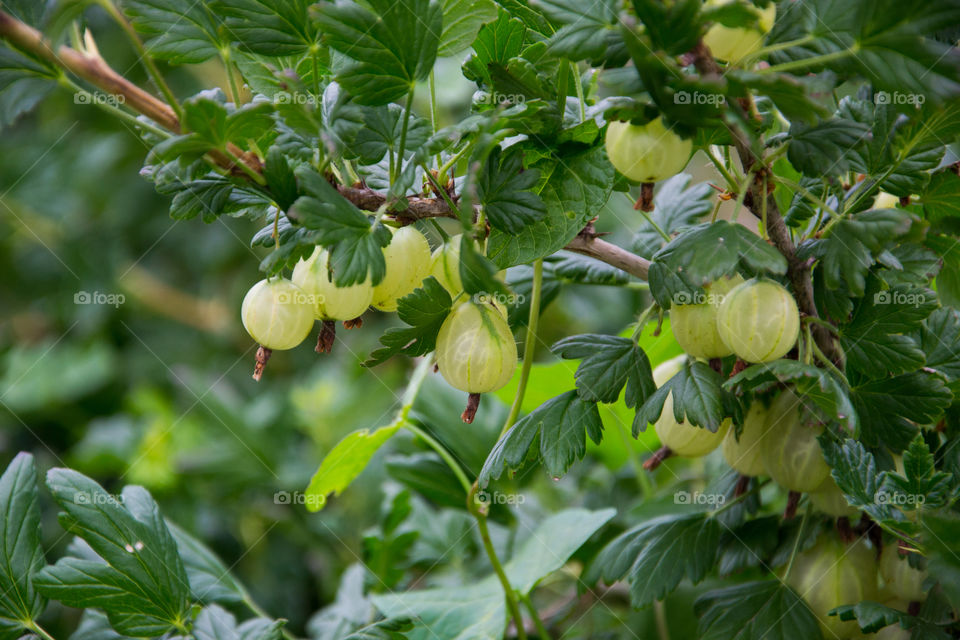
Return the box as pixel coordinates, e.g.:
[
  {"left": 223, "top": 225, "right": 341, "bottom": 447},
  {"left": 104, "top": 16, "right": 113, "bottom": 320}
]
[
  {"left": 768, "top": 0, "right": 960, "bottom": 103},
  {"left": 811, "top": 209, "right": 912, "bottom": 298},
  {"left": 634, "top": 359, "right": 728, "bottom": 434},
  {"left": 121, "top": 0, "right": 226, "bottom": 64},
  {"left": 585, "top": 512, "right": 719, "bottom": 608},
  {"left": 69, "top": 610, "right": 134, "bottom": 640},
  {"left": 287, "top": 166, "right": 391, "bottom": 286},
  {"left": 923, "top": 514, "right": 960, "bottom": 610},
  {"left": 372, "top": 508, "right": 614, "bottom": 639},
  {"left": 212, "top": 0, "right": 321, "bottom": 56},
  {"left": 461, "top": 10, "right": 526, "bottom": 86},
  {"left": 438, "top": 0, "right": 497, "bottom": 56},
  {"left": 304, "top": 422, "right": 403, "bottom": 512},
  {"left": 821, "top": 438, "right": 896, "bottom": 523},
  {"left": 695, "top": 580, "right": 821, "bottom": 640},
  {"left": 34, "top": 473, "right": 191, "bottom": 637},
  {"left": 182, "top": 96, "right": 275, "bottom": 147},
  {"left": 0, "top": 453, "right": 46, "bottom": 640},
  {"left": 919, "top": 308, "right": 960, "bottom": 381},
  {"left": 353, "top": 103, "right": 431, "bottom": 165},
  {"left": 630, "top": 0, "right": 702, "bottom": 56},
  {"left": 0, "top": 48, "right": 55, "bottom": 128},
  {"left": 648, "top": 221, "right": 787, "bottom": 308},
  {"left": 539, "top": 0, "right": 623, "bottom": 62},
  {"left": 840, "top": 284, "right": 937, "bottom": 377},
  {"left": 478, "top": 390, "right": 603, "bottom": 485},
  {"left": 880, "top": 433, "right": 955, "bottom": 510},
  {"left": 923, "top": 170, "right": 960, "bottom": 227},
  {"left": 633, "top": 173, "right": 714, "bottom": 259},
  {"left": 725, "top": 360, "right": 856, "bottom": 431},
  {"left": 315, "top": 0, "right": 442, "bottom": 105},
  {"left": 830, "top": 601, "right": 912, "bottom": 634},
  {"left": 157, "top": 174, "right": 273, "bottom": 222},
  {"left": 487, "top": 144, "right": 613, "bottom": 267},
  {"left": 193, "top": 605, "right": 283, "bottom": 640},
  {"left": 342, "top": 619, "right": 413, "bottom": 640},
  {"left": 167, "top": 522, "right": 246, "bottom": 605},
  {"left": 851, "top": 372, "right": 952, "bottom": 450},
  {"left": 786, "top": 118, "right": 870, "bottom": 176},
  {"left": 552, "top": 334, "right": 655, "bottom": 406},
  {"left": 726, "top": 70, "right": 828, "bottom": 125},
  {"left": 364, "top": 278, "right": 453, "bottom": 367},
  {"left": 457, "top": 236, "right": 508, "bottom": 297},
  {"left": 477, "top": 146, "right": 546, "bottom": 234}
]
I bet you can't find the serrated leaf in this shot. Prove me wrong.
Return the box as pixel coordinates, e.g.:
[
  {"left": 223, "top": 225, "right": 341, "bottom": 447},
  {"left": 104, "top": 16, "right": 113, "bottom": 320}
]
[
  {"left": 539, "top": 0, "right": 623, "bottom": 62},
  {"left": 634, "top": 359, "right": 727, "bottom": 434},
  {"left": 439, "top": 0, "right": 497, "bottom": 56},
  {"left": 487, "top": 144, "right": 613, "bottom": 267},
  {"left": 462, "top": 10, "right": 526, "bottom": 85},
  {"left": 457, "top": 236, "right": 508, "bottom": 297},
  {"left": 167, "top": 522, "right": 245, "bottom": 605},
  {"left": 695, "top": 580, "right": 821, "bottom": 640},
  {"left": 812, "top": 209, "right": 912, "bottom": 297},
  {"left": 786, "top": 118, "right": 870, "bottom": 176},
  {"left": 880, "top": 433, "right": 955, "bottom": 510},
  {"left": 193, "top": 605, "right": 283, "bottom": 640},
  {"left": 831, "top": 601, "right": 912, "bottom": 634},
  {"left": 551, "top": 334, "right": 655, "bottom": 406},
  {"left": 342, "top": 619, "right": 412, "bottom": 640},
  {"left": 304, "top": 422, "right": 403, "bottom": 512},
  {"left": 34, "top": 471, "right": 191, "bottom": 637},
  {"left": 212, "top": 0, "right": 321, "bottom": 56},
  {"left": 923, "top": 514, "right": 960, "bottom": 611},
  {"left": 648, "top": 221, "right": 787, "bottom": 308},
  {"left": 923, "top": 170, "right": 960, "bottom": 227},
  {"left": 0, "top": 453, "right": 46, "bottom": 640},
  {"left": 315, "top": 0, "right": 442, "bottom": 105},
  {"left": 477, "top": 146, "right": 546, "bottom": 234},
  {"left": 479, "top": 390, "right": 602, "bottom": 485},
  {"left": 821, "top": 438, "right": 896, "bottom": 523},
  {"left": 364, "top": 278, "right": 453, "bottom": 366},
  {"left": 919, "top": 308, "right": 960, "bottom": 381},
  {"left": 121, "top": 0, "right": 226, "bottom": 64},
  {"left": 585, "top": 513, "right": 719, "bottom": 608},
  {"left": 632, "top": 173, "right": 714, "bottom": 259},
  {"left": 352, "top": 103, "right": 431, "bottom": 165},
  {"left": 157, "top": 174, "right": 273, "bottom": 222},
  {"left": 0, "top": 48, "right": 55, "bottom": 128},
  {"left": 851, "top": 372, "right": 952, "bottom": 450},
  {"left": 287, "top": 166, "right": 390, "bottom": 286}
]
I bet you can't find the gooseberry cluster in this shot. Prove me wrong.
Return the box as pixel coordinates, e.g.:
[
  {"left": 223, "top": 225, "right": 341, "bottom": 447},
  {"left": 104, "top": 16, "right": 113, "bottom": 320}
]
[{"left": 239, "top": 228, "right": 518, "bottom": 419}]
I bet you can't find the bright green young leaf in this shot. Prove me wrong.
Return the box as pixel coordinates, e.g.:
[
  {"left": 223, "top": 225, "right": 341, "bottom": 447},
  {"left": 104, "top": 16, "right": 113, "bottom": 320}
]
[
  {"left": 461, "top": 10, "right": 526, "bottom": 85},
  {"left": 821, "top": 438, "right": 897, "bottom": 524},
  {"left": 314, "top": 0, "right": 442, "bottom": 105},
  {"left": 0, "top": 453, "right": 46, "bottom": 640},
  {"left": 880, "top": 433, "right": 955, "bottom": 510}
]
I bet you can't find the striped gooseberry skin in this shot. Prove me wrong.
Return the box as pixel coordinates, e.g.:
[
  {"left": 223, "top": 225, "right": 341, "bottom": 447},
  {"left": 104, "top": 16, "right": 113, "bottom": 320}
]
[
  {"left": 759, "top": 389, "right": 830, "bottom": 492},
  {"left": 604, "top": 118, "right": 692, "bottom": 183},
  {"left": 721, "top": 399, "right": 769, "bottom": 476},
  {"left": 880, "top": 544, "right": 928, "bottom": 602},
  {"left": 292, "top": 246, "right": 373, "bottom": 321},
  {"left": 702, "top": 0, "right": 776, "bottom": 62},
  {"left": 429, "top": 235, "right": 463, "bottom": 297},
  {"left": 670, "top": 274, "right": 744, "bottom": 359},
  {"left": 785, "top": 534, "right": 878, "bottom": 640},
  {"left": 241, "top": 278, "right": 315, "bottom": 350},
  {"left": 653, "top": 355, "right": 729, "bottom": 456},
  {"left": 372, "top": 226, "right": 432, "bottom": 311},
  {"left": 435, "top": 300, "right": 517, "bottom": 393},
  {"left": 716, "top": 279, "right": 800, "bottom": 363}
]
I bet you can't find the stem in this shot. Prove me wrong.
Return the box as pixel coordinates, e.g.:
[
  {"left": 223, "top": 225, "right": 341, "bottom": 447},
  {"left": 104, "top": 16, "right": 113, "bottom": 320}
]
[
  {"left": 59, "top": 75, "right": 170, "bottom": 138},
  {"left": 776, "top": 176, "right": 839, "bottom": 219},
  {"left": 570, "top": 61, "right": 585, "bottom": 122},
  {"left": 310, "top": 44, "right": 321, "bottom": 98},
  {"left": 220, "top": 49, "right": 242, "bottom": 105},
  {"left": 404, "top": 422, "right": 472, "bottom": 493},
  {"left": 653, "top": 600, "right": 671, "bottom": 640},
  {"left": 223, "top": 147, "right": 267, "bottom": 186},
  {"left": 429, "top": 68, "right": 442, "bottom": 169},
  {"left": 521, "top": 593, "right": 551, "bottom": 640},
  {"left": 711, "top": 478, "right": 770, "bottom": 516},
  {"left": 740, "top": 34, "right": 816, "bottom": 64},
  {"left": 469, "top": 484, "right": 528, "bottom": 640},
  {"left": 501, "top": 258, "right": 543, "bottom": 438},
  {"left": 26, "top": 623, "right": 57, "bottom": 640},
  {"left": 810, "top": 329, "right": 846, "bottom": 382},
  {"left": 97, "top": 0, "right": 181, "bottom": 119},
  {"left": 705, "top": 147, "right": 738, "bottom": 191},
  {"left": 627, "top": 192, "right": 670, "bottom": 241},
  {"left": 615, "top": 418, "right": 652, "bottom": 497},
  {"left": 393, "top": 89, "right": 416, "bottom": 184}
]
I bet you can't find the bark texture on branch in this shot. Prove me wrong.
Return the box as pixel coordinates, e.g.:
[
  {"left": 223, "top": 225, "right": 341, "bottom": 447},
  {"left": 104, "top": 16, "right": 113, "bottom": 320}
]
[
  {"left": 565, "top": 228, "right": 651, "bottom": 280},
  {"left": 689, "top": 40, "right": 840, "bottom": 364}
]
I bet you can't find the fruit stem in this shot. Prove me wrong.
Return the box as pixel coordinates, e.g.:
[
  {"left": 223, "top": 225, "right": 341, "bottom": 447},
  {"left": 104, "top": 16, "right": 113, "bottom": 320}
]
[
  {"left": 637, "top": 182, "right": 655, "bottom": 212},
  {"left": 392, "top": 89, "right": 416, "bottom": 184},
  {"left": 705, "top": 147, "right": 739, "bottom": 191},
  {"left": 252, "top": 345, "right": 272, "bottom": 381},
  {"left": 783, "top": 490, "right": 801, "bottom": 519},
  {"left": 403, "top": 421, "right": 472, "bottom": 494},
  {"left": 626, "top": 192, "right": 670, "bottom": 242},
  {"left": 428, "top": 68, "right": 442, "bottom": 170},
  {"left": 642, "top": 445, "right": 673, "bottom": 471},
  {"left": 25, "top": 622, "right": 57, "bottom": 640},
  {"left": 461, "top": 392, "right": 481, "bottom": 423},
  {"left": 468, "top": 483, "right": 529, "bottom": 640},
  {"left": 712, "top": 478, "right": 769, "bottom": 516},
  {"left": 570, "top": 60, "right": 586, "bottom": 123},
  {"left": 501, "top": 258, "right": 544, "bottom": 438}
]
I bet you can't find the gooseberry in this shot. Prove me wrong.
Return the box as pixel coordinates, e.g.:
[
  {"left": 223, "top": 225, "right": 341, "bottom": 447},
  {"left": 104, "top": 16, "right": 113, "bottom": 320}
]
[
  {"left": 880, "top": 544, "right": 928, "bottom": 602},
  {"left": 809, "top": 477, "right": 859, "bottom": 519},
  {"left": 759, "top": 388, "right": 830, "bottom": 492},
  {"left": 671, "top": 274, "right": 744, "bottom": 359},
  {"left": 292, "top": 246, "right": 374, "bottom": 321},
  {"left": 721, "top": 399, "right": 769, "bottom": 476},
  {"left": 604, "top": 118, "right": 693, "bottom": 183},
  {"left": 785, "top": 534, "right": 878, "bottom": 639},
  {"left": 240, "top": 278, "right": 315, "bottom": 351},
  {"left": 430, "top": 235, "right": 463, "bottom": 297},
  {"left": 703, "top": 0, "right": 777, "bottom": 63},
  {"left": 716, "top": 279, "right": 800, "bottom": 363},
  {"left": 371, "top": 226, "right": 432, "bottom": 311},
  {"left": 435, "top": 300, "right": 518, "bottom": 395},
  {"left": 874, "top": 191, "right": 900, "bottom": 209},
  {"left": 653, "top": 355, "right": 730, "bottom": 456}
]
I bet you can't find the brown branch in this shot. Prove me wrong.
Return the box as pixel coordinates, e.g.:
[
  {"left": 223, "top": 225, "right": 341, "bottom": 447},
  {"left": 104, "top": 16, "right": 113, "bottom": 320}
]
[
  {"left": 564, "top": 226, "right": 650, "bottom": 280},
  {"left": 689, "top": 40, "right": 841, "bottom": 364}
]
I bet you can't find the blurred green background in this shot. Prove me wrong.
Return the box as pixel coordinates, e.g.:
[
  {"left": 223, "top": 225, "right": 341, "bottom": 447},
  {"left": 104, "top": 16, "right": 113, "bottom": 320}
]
[{"left": 0, "top": 8, "right": 741, "bottom": 639}]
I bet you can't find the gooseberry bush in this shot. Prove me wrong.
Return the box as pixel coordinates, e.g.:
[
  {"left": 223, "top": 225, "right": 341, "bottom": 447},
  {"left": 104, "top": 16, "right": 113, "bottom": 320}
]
[{"left": 3, "top": 0, "right": 960, "bottom": 638}]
